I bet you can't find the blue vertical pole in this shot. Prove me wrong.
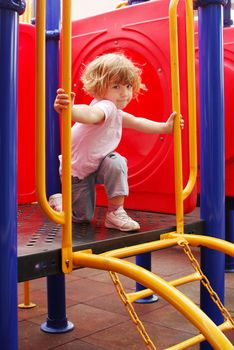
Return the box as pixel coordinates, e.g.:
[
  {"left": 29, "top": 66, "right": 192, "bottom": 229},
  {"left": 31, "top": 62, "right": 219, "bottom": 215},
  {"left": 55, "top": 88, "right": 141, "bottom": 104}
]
[
  {"left": 41, "top": 274, "right": 74, "bottom": 333},
  {"left": 135, "top": 254, "right": 158, "bottom": 303},
  {"left": 0, "top": 1, "right": 25, "bottom": 349},
  {"left": 40, "top": 0, "right": 74, "bottom": 334},
  {"left": 223, "top": 0, "right": 233, "bottom": 26},
  {"left": 197, "top": 1, "right": 226, "bottom": 349},
  {"left": 45, "top": 0, "right": 61, "bottom": 198}
]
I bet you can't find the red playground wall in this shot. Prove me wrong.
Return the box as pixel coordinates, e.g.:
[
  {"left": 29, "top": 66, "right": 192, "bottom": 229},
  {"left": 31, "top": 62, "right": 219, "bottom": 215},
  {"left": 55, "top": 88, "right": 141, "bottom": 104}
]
[
  {"left": 18, "top": 23, "right": 36, "bottom": 204},
  {"left": 17, "top": 0, "right": 234, "bottom": 213},
  {"left": 71, "top": 0, "right": 196, "bottom": 213}
]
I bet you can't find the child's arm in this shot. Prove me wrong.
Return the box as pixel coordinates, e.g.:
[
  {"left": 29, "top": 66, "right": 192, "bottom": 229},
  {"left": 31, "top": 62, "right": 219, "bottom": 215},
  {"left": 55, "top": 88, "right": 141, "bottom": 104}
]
[
  {"left": 122, "top": 111, "right": 184, "bottom": 134},
  {"left": 54, "top": 88, "right": 105, "bottom": 124}
]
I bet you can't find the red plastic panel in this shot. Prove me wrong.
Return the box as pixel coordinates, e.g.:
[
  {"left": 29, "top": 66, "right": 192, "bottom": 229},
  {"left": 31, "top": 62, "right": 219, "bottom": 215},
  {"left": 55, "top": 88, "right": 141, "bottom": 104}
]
[
  {"left": 18, "top": 24, "right": 36, "bottom": 204},
  {"left": 224, "top": 28, "right": 234, "bottom": 196},
  {"left": 16, "top": 3, "right": 234, "bottom": 210},
  {"left": 71, "top": 0, "right": 196, "bottom": 213},
  {"left": 195, "top": 25, "right": 234, "bottom": 197}
]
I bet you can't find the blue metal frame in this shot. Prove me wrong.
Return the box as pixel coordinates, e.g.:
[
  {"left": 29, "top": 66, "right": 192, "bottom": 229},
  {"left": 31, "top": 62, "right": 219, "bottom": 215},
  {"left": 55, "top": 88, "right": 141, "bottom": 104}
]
[
  {"left": 224, "top": 0, "right": 233, "bottom": 26},
  {"left": 0, "top": 1, "right": 25, "bottom": 349},
  {"left": 135, "top": 254, "right": 158, "bottom": 303},
  {"left": 197, "top": 0, "right": 226, "bottom": 348}
]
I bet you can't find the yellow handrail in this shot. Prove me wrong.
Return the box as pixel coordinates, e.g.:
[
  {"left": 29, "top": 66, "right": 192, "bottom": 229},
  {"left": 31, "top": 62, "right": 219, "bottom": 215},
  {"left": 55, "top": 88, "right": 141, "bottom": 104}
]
[
  {"left": 36, "top": 0, "right": 65, "bottom": 225},
  {"left": 165, "top": 233, "right": 234, "bottom": 257},
  {"left": 169, "top": 0, "right": 197, "bottom": 233},
  {"left": 36, "top": 0, "right": 73, "bottom": 273},
  {"left": 183, "top": 0, "right": 197, "bottom": 200},
  {"left": 169, "top": 0, "right": 184, "bottom": 233},
  {"left": 60, "top": 0, "right": 73, "bottom": 274},
  {"left": 100, "top": 233, "right": 234, "bottom": 259}
]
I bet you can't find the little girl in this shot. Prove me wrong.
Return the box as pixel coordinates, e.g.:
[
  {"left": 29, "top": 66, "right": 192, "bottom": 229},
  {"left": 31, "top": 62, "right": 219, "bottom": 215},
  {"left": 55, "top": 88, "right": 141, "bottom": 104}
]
[{"left": 54, "top": 52, "right": 184, "bottom": 231}]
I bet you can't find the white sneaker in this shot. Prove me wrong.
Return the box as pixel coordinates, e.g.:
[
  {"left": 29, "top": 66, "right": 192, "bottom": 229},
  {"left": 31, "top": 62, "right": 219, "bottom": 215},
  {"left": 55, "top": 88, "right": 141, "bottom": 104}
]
[
  {"left": 49, "top": 193, "right": 62, "bottom": 212},
  {"left": 105, "top": 207, "right": 140, "bottom": 232}
]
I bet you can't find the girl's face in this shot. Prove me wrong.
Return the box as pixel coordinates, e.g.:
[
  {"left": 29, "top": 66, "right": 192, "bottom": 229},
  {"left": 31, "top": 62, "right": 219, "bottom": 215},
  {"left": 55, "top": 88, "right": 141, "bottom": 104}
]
[{"left": 102, "top": 83, "right": 133, "bottom": 110}]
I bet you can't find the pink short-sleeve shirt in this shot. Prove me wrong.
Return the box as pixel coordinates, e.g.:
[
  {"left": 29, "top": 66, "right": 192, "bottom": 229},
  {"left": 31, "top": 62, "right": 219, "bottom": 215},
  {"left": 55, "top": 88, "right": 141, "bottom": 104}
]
[{"left": 59, "top": 99, "right": 123, "bottom": 179}]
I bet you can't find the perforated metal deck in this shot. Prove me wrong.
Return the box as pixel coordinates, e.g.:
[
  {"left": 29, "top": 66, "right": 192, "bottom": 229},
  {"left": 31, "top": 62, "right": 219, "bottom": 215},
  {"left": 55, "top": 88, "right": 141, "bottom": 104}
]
[{"left": 18, "top": 204, "right": 203, "bottom": 282}]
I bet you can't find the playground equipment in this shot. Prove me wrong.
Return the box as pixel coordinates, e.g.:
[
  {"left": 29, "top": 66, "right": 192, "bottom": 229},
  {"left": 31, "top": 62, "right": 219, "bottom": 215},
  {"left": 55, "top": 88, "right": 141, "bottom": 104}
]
[
  {"left": 18, "top": 2, "right": 234, "bottom": 211},
  {"left": 36, "top": 0, "right": 234, "bottom": 348},
  {"left": 0, "top": 0, "right": 234, "bottom": 349}
]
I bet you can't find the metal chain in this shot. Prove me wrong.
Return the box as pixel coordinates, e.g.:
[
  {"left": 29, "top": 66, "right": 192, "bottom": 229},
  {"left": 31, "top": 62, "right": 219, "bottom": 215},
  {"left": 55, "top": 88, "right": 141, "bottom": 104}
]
[
  {"left": 109, "top": 271, "right": 157, "bottom": 350},
  {"left": 177, "top": 239, "right": 234, "bottom": 327}
]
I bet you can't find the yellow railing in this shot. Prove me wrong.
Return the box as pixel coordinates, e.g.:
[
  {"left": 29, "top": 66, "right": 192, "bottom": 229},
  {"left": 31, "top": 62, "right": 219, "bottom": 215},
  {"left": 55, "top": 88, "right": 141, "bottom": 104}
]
[
  {"left": 169, "top": 0, "right": 197, "bottom": 234},
  {"left": 35, "top": 0, "right": 73, "bottom": 273},
  {"left": 183, "top": 0, "right": 197, "bottom": 201},
  {"left": 60, "top": 1, "right": 73, "bottom": 274}
]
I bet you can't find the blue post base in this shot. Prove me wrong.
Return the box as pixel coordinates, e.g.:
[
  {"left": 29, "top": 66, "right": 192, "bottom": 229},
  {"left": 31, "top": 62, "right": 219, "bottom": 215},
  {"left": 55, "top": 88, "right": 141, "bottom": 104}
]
[
  {"left": 41, "top": 274, "right": 74, "bottom": 334},
  {"left": 135, "top": 253, "right": 159, "bottom": 304},
  {"left": 41, "top": 321, "right": 74, "bottom": 334},
  {"left": 134, "top": 295, "right": 159, "bottom": 304}
]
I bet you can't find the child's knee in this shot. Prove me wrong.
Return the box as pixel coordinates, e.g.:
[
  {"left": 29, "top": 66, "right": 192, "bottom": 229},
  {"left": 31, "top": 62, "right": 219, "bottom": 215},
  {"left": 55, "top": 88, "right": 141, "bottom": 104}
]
[{"left": 107, "top": 153, "right": 128, "bottom": 176}]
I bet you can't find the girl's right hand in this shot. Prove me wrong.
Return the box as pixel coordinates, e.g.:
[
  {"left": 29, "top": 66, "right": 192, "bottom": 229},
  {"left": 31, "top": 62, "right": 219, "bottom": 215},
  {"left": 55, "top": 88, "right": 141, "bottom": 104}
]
[{"left": 54, "top": 88, "right": 75, "bottom": 114}]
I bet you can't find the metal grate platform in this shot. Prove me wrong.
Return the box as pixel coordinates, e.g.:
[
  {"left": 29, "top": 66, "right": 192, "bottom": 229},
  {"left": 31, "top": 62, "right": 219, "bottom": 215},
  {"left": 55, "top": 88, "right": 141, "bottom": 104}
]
[{"left": 18, "top": 203, "right": 203, "bottom": 282}]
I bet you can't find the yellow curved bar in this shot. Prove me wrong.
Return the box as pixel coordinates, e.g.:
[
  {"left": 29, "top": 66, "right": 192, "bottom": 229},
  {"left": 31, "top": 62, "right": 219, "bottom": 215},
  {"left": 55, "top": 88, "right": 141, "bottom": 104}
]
[
  {"left": 167, "top": 233, "right": 234, "bottom": 257},
  {"left": 169, "top": 0, "right": 184, "bottom": 234},
  {"left": 73, "top": 252, "right": 234, "bottom": 349},
  {"left": 61, "top": 0, "right": 73, "bottom": 274},
  {"left": 182, "top": 0, "right": 197, "bottom": 200},
  {"left": 35, "top": 0, "right": 65, "bottom": 225}
]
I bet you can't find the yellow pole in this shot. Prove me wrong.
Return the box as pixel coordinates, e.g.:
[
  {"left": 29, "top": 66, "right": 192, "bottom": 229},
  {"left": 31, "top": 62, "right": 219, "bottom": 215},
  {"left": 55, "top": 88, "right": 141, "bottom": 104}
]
[
  {"left": 35, "top": 0, "right": 65, "bottom": 225},
  {"left": 169, "top": 0, "right": 198, "bottom": 231},
  {"left": 169, "top": 0, "right": 184, "bottom": 234},
  {"left": 18, "top": 281, "right": 36, "bottom": 309},
  {"left": 61, "top": 0, "right": 73, "bottom": 273},
  {"left": 182, "top": 0, "right": 197, "bottom": 200},
  {"left": 36, "top": 0, "right": 73, "bottom": 273}
]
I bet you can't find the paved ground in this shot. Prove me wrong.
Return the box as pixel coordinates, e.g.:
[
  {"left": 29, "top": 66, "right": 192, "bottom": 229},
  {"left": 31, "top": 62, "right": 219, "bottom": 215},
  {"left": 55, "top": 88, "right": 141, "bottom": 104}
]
[{"left": 18, "top": 246, "right": 234, "bottom": 349}]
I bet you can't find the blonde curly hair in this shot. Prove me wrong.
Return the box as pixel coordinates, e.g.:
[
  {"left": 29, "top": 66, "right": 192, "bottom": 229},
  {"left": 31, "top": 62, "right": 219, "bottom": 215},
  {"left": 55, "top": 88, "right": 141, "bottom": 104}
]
[{"left": 81, "top": 53, "right": 145, "bottom": 99}]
